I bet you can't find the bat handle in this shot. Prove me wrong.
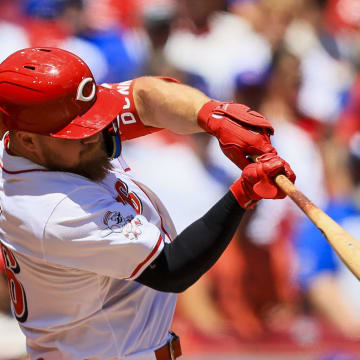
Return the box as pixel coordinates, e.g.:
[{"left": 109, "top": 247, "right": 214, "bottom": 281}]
[
  {"left": 274, "top": 174, "right": 314, "bottom": 214},
  {"left": 254, "top": 158, "right": 320, "bottom": 225},
  {"left": 274, "top": 174, "right": 329, "bottom": 232}
]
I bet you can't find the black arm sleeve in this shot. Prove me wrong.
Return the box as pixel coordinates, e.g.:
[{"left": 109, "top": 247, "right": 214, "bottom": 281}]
[{"left": 135, "top": 191, "right": 245, "bottom": 292}]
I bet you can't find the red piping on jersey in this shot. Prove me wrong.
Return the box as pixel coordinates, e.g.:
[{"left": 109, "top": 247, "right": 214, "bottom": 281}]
[
  {"left": 0, "top": 162, "right": 50, "bottom": 174},
  {"left": 132, "top": 179, "right": 173, "bottom": 241},
  {"left": 127, "top": 234, "right": 163, "bottom": 279}
]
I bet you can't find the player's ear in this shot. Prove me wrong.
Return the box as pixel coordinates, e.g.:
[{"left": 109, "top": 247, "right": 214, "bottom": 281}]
[
  {"left": 10, "top": 131, "right": 52, "bottom": 167},
  {"left": 14, "top": 131, "right": 41, "bottom": 152}
]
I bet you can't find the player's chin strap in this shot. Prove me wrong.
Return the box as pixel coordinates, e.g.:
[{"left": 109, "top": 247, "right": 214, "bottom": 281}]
[{"left": 104, "top": 118, "right": 122, "bottom": 159}]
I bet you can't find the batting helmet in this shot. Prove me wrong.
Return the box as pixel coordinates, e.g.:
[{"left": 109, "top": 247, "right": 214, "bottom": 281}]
[{"left": 0, "top": 47, "right": 123, "bottom": 139}]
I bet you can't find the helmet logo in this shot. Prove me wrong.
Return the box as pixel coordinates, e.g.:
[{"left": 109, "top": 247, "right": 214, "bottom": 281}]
[{"left": 76, "top": 77, "right": 96, "bottom": 102}]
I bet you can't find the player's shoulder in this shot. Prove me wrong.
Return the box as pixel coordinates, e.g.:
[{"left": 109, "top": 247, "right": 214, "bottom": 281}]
[
  {"left": 24, "top": 172, "right": 119, "bottom": 228},
  {"left": 45, "top": 171, "right": 111, "bottom": 197},
  {"left": 14, "top": 170, "right": 111, "bottom": 204}
]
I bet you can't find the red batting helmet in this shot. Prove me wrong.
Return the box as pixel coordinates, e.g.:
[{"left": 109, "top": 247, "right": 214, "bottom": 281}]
[{"left": 0, "top": 47, "right": 123, "bottom": 139}]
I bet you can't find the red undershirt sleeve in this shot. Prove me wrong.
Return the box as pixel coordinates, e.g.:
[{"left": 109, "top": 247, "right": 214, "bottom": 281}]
[{"left": 102, "top": 77, "right": 180, "bottom": 141}]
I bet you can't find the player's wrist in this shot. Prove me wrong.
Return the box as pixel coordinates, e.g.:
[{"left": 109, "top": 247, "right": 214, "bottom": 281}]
[
  {"left": 229, "top": 178, "right": 259, "bottom": 210},
  {"left": 197, "top": 100, "right": 223, "bottom": 134}
]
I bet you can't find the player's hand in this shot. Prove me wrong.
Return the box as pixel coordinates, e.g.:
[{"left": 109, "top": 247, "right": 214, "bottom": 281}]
[
  {"left": 198, "top": 100, "right": 276, "bottom": 169},
  {"left": 229, "top": 153, "right": 296, "bottom": 209}
]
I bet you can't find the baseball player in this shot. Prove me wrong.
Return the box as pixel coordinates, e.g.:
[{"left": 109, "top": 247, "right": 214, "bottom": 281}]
[{"left": 0, "top": 47, "right": 295, "bottom": 360}]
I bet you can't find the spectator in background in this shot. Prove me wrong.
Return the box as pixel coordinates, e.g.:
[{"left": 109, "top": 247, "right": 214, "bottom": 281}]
[
  {"left": 141, "top": 1, "right": 177, "bottom": 77},
  {"left": 19, "top": 0, "right": 109, "bottom": 83},
  {"left": 293, "top": 131, "right": 360, "bottom": 340},
  {"left": 334, "top": 75, "right": 360, "bottom": 145},
  {"left": 284, "top": 0, "right": 354, "bottom": 123},
  {"left": 164, "top": 0, "right": 272, "bottom": 100},
  {"left": 78, "top": 0, "right": 147, "bottom": 83},
  {"left": 0, "top": 0, "right": 29, "bottom": 63},
  {"left": 140, "top": 1, "right": 210, "bottom": 95},
  {"left": 0, "top": 20, "right": 29, "bottom": 63},
  {"left": 324, "top": 0, "right": 360, "bottom": 70},
  {"left": 230, "top": 0, "right": 299, "bottom": 51}
]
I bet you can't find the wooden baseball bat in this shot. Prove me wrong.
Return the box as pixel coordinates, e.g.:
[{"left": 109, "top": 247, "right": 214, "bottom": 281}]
[{"left": 275, "top": 174, "right": 360, "bottom": 281}]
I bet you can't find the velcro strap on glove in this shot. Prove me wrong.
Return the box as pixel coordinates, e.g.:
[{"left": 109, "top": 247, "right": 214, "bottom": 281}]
[
  {"left": 230, "top": 176, "right": 261, "bottom": 210},
  {"left": 197, "top": 100, "right": 274, "bottom": 136}
]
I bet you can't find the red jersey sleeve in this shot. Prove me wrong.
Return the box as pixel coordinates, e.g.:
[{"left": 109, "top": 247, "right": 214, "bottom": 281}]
[{"left": 101, "top": 77, "right": 180, "bottom": 141}]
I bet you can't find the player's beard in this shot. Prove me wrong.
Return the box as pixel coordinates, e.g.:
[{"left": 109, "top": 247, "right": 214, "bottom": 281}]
[
  {"left": 69, "top": 151, "right": 113, "bottom": 182},
  {"left": 40, "top": 137, "right": 113, "bottom": 182}
]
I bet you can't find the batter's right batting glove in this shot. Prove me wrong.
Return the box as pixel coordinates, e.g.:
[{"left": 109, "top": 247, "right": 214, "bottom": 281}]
[{"left": 230, "top": 153, "right": 296, "bottom": 209}]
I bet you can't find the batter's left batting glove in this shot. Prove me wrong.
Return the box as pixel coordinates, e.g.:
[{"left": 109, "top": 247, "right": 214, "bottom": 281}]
[
  {"left": 230, "top": 153, "right": 296, "bottom": 209},
  {"left": 198, "top": 100, "right": 276, "bottom": 170}
]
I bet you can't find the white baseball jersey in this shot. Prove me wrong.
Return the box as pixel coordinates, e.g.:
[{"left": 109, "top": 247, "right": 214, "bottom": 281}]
[{"left": 0, "top": 134, "right": 178, "bottom": 359}]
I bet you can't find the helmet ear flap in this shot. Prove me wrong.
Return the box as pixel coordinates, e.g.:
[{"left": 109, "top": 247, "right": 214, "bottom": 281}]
[{"left": 104, "top": 118, "right": 122, "bottom": 159}]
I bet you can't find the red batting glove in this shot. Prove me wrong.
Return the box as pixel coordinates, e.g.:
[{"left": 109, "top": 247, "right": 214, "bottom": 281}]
[
  {"left": 198, "top": 100, "right": 276, "bottom": 170},
  {"left": 230, "top": 153, "right": 296, "bottom": 209}
]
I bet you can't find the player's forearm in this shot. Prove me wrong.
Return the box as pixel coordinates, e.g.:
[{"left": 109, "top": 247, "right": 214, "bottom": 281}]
[
  {"left": 133, "top": 76, "right": 210, "bottom": 134},
  {"left": 136, "top": 192, "right": 245, "bottom": 293}
]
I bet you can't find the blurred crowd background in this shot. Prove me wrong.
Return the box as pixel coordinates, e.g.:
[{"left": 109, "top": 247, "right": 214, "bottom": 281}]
[{"left": 1, "top": 0, "right": 360, "bottom": 359}]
